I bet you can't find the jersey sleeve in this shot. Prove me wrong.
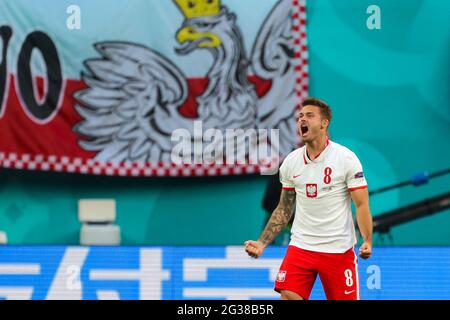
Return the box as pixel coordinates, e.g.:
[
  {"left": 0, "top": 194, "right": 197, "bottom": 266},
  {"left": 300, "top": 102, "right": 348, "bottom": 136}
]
[
  {"left": 345, "top": 152, "right": 368, "bottom": 191},
  {"left": 279, "top": 159, "right": 295, "bottom": 190}
]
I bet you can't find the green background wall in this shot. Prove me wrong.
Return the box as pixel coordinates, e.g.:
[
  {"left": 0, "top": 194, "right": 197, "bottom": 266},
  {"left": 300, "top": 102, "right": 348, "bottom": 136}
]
[{"left": 1, "top": 0, "right": 449, "bottom": 245}]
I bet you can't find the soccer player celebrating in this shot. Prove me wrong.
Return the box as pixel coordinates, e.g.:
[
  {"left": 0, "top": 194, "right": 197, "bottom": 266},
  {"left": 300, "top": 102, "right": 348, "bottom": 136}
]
[{"left": 245, "top": 98, "right": 373, "bottom": 300}]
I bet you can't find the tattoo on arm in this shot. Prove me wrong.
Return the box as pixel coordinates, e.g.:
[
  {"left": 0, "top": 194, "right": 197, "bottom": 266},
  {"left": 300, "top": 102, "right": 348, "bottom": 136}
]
[{"left": 258, "top": 189, "right": 296, "bottom": 246}]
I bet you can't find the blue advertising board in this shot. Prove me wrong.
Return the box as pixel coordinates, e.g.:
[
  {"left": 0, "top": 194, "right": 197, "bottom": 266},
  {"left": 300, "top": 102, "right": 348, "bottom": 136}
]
[{"left": 0, "top": 246, "right": 449, "bottom": 300}]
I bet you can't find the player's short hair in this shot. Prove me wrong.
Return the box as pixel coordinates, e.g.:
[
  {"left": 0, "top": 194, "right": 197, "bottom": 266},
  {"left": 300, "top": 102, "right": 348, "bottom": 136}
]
[{"left": 301, "top": 97, "right": 332, "bottom": 124}]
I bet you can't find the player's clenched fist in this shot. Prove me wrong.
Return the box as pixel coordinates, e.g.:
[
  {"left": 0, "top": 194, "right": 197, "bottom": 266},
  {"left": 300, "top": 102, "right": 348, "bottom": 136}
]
[
  {"left": 244, "top": 240, "right": 266, "bottom": 258},
  {"left": 359, "top": 242, "right": 372, "bottom": 260}
]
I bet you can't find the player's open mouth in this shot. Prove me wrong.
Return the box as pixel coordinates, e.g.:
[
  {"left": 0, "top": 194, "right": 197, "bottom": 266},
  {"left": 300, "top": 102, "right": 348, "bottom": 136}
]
[{"left": 301, "top": 124, "right": 309, "bottom": 136}]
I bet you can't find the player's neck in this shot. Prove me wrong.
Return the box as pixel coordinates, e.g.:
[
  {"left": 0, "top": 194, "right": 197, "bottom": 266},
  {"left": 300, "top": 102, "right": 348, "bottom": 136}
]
[{"left": 305, "top": 135, "right": 329, "bottom": 160}]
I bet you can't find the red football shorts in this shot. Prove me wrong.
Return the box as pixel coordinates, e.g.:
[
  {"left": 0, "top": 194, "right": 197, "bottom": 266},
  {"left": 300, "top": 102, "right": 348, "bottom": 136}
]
[{"left": 274, "top": 245, "right": 360, "bottom": 300}]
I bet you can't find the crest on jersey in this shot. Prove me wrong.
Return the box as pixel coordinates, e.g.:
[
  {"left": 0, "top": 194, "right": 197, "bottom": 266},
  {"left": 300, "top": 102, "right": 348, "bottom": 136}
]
[{"left": 306, "top": 183, "right": 317, "bottom": 198}]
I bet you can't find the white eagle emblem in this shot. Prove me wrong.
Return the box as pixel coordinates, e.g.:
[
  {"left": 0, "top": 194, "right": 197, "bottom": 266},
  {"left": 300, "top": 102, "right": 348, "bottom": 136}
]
[
  {"left": 74, "top": 0, "right": 301, "bottom": 164},
  {"left": 277, "top": 270, "right": 287, "bottom": 282},
  {"left": 306, "top": 183, "right": 317, "bottom": 198}
]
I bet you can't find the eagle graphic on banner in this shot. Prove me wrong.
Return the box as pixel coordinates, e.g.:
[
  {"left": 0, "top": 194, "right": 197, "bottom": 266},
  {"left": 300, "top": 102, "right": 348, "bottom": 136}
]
[{"left": 74, "top": 0, "right": 299, "bottom": 164}]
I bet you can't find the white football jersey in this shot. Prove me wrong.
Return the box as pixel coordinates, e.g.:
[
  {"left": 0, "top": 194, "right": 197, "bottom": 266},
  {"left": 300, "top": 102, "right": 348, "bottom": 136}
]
[{"left": 279, "top": 139, "right": 368, "bottom": 253}]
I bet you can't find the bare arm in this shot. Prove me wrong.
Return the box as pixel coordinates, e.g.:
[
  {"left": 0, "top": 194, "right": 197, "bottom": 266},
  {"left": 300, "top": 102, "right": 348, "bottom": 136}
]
[
  {"left": 350, "top": 188, "right": 373, "bottom": 259},
  {"left": 245, "top": 189, "right": 296, "bottom": 258},
  {"left": 259, "top": 189, "right": 296, "bottom": 246}
]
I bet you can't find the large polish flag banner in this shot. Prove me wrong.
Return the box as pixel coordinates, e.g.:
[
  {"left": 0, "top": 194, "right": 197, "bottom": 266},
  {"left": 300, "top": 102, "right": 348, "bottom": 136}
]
[{"left": 0, "top": 0, "right": 308, "bottom": 177}]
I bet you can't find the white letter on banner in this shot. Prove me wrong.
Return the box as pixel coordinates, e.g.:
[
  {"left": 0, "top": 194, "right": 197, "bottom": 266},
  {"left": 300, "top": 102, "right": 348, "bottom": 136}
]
[
  {"left": 89, "top": 249, "right": 170, "bottom": 300},
  {"left": 46, "top": 247, "right": 89, "bottom": 300},
  {"left": 183, "top": 247, "right": 282, "bottom": 299},
  {"left": 67, "top": 265, "right": 81, "bottom": 291},
  {"left": 0, "top": 263, "right": 41, "bottom": 300}
]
